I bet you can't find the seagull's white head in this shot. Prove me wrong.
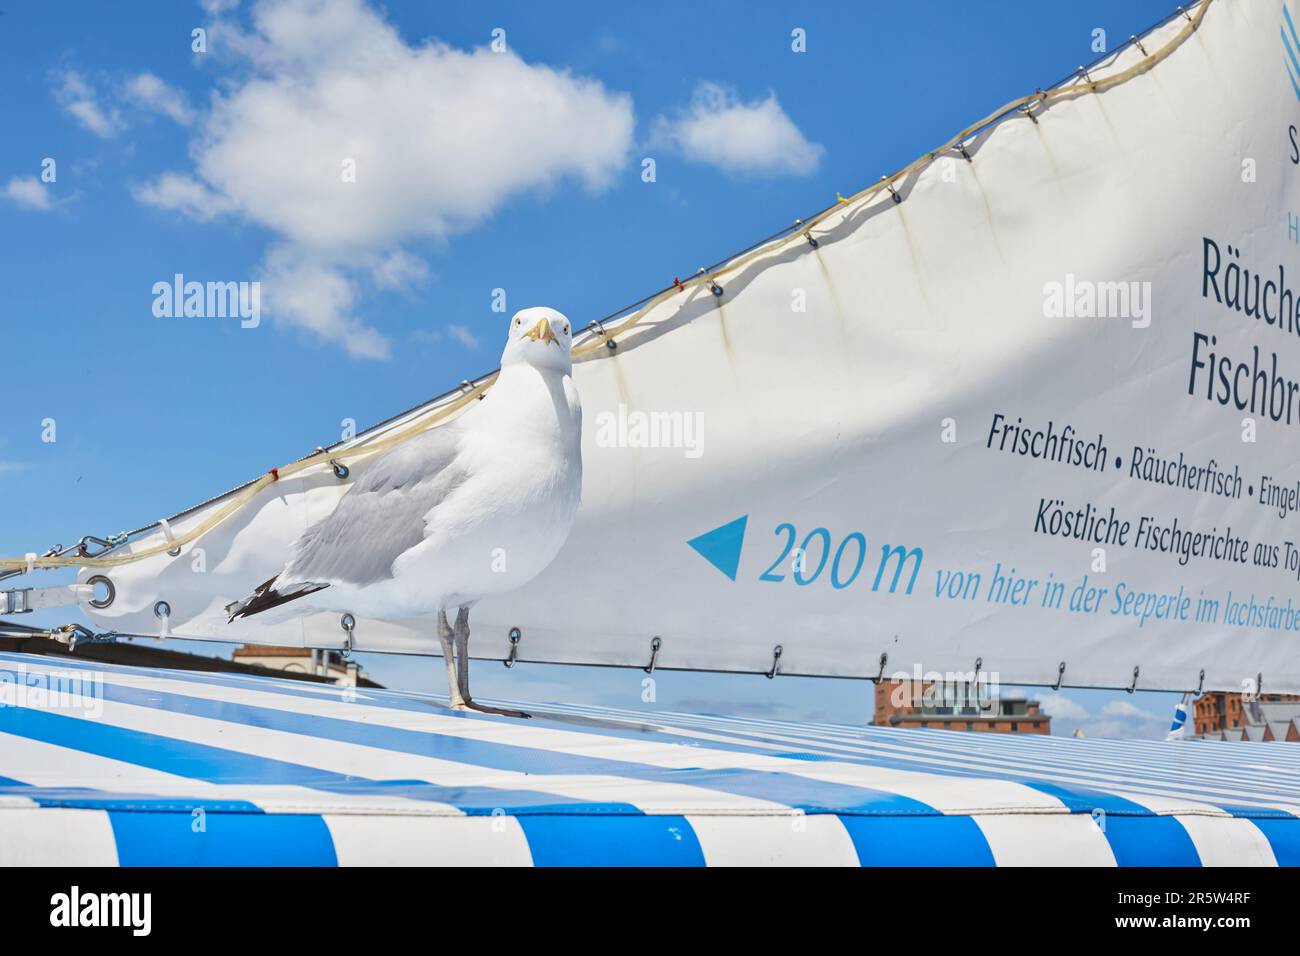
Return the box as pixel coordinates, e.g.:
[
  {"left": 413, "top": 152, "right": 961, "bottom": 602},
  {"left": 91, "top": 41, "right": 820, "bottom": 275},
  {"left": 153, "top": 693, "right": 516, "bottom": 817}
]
[{"left": 501, "top": 307, "right": 573, "bottom": 374}]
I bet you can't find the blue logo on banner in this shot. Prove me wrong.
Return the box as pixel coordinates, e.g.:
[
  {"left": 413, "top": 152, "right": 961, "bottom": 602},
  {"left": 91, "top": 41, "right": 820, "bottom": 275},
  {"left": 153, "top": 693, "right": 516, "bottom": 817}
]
[
  {"left": 687, "top": 515, "right": 748, "bottom": 581},
  {"left": 1285, "top": 3, "right": 1300, "bottom": 103}
]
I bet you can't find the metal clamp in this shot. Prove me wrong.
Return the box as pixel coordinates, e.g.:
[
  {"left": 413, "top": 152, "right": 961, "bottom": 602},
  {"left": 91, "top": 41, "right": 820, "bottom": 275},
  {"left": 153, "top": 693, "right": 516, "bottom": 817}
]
[
  {"left": 340, "top": 612, "right": 355, "bottom": 658},
  {"left": 504, "top": 627, "right": 521, "bottom": 668},
  {"left": 77, "top": 535, "right": 119, "bottom": 559},
  {"left": 1127, "top": 665, "right": 1140, "bottom": 694},
  {"left": 0, "top": 588, "right": 30, "bottom": 615},
  {"left": 766, "top": 644, "right": 783, "bottom": 679},
  {"left": 643, "top": 636, "right": 661, "bottom": 675},
  {"left": 1052, "top": 661, "right": 1066, "bottom": 691}
]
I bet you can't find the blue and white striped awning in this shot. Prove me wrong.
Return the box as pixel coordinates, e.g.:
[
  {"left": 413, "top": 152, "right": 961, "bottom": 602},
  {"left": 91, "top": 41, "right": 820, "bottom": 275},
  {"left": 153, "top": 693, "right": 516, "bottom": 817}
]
[{"left": 0, "top": 651, "right": 1296, "bottom": 867}]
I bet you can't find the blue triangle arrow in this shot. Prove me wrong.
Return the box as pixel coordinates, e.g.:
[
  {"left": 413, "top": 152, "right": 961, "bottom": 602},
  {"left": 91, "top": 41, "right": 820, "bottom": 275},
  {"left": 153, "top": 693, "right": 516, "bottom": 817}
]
[{"left": 687, "top": 515, "right": 748, "bottom": 581}]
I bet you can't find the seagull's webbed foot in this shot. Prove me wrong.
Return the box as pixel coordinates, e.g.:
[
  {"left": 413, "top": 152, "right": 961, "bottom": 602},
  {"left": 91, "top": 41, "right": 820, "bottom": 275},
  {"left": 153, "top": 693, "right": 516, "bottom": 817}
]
[
  {"left": 463, "top": 700, "right": 532, "bottom": 719},
  {"left": 454, "top": 606, "right": 531, "bottom": 719}
]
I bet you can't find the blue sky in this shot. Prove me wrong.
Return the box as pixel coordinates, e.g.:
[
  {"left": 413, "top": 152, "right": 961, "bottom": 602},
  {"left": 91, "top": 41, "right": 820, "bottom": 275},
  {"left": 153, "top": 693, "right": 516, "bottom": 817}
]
[{"left": 0, "top": 0, "right": 1187, "bottom": 737}]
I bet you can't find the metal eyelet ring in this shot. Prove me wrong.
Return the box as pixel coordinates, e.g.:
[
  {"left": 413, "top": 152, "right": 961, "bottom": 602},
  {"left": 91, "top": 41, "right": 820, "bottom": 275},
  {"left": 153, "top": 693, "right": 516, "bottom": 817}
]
[
  {"left": 153, "top": 600, "right": 171, "bottom": 619},
  {"left": 86, "top": 575, "right": 115, "bottom": 609}
]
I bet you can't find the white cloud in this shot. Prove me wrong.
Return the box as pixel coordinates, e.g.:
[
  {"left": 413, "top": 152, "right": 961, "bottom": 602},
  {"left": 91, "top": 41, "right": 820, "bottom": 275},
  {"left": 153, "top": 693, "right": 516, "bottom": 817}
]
[
  {"left": 446, "top": 324, "right": 479, "bottom": 350},
  {"left": 200, "top": 0, "right": 241, "bottom": 13},
  {"left": 1037, "top": 692, "right": 1089, "bottom": 723},
  {"left": 135, "top": 0, "right": 634, "bottom": 357},
  {"left": 652, "top": 81, "right": 823, "bottom": 177},
  {"left": 133, "top": 172, "right": 233, "bottom": 222},
  {"left": 3, "top": 177, "right": 53, "bottom": 211},
  {"left": 370, "top": 249, "right": 429, "bottom": 290},
  {"left": 54, "top": 70, "right": 124, "bottom": 138},
  {"left": 125, "top": 72, "right": 196, "bottom": 125},
  {"left": 1082, "top": 698, "right": 1171, "bottom": 740},
  {"left": 261, "top": 245, "right": 389, "bottom": 359}
]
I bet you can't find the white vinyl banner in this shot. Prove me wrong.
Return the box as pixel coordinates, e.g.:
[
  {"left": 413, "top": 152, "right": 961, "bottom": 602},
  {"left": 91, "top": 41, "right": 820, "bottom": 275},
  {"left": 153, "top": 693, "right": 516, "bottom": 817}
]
[{"left": 80, "top": 0, "right": 1300, "bottom": 692}]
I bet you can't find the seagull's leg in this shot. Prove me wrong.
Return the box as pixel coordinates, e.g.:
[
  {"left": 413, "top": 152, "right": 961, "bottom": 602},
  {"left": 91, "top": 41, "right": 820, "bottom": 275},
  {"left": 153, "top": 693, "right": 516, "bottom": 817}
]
[
  {"left": 437, "top": 609, "right": 468, "bottom": 711},
  {"left": 454, "top": 606, "right": 530, "bottom": 719}
]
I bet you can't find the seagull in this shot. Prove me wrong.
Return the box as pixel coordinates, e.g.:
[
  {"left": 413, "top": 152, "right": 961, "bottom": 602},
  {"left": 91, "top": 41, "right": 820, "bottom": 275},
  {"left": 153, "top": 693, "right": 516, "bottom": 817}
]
[{"left": 226, "top": 307, "right": 583, "bottom": 718}]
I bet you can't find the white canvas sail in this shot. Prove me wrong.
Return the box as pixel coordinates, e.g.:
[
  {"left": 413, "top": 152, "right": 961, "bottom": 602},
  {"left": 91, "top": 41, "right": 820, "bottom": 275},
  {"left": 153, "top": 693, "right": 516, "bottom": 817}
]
[{"left": 74, "top": 0, "right": 1300, "bottom": 693}]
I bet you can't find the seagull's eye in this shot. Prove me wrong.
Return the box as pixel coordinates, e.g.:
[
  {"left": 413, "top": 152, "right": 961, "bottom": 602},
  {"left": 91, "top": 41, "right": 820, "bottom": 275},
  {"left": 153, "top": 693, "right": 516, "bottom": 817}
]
[{"left": 562, "top": 324, "right": 569, "bottom": 334}]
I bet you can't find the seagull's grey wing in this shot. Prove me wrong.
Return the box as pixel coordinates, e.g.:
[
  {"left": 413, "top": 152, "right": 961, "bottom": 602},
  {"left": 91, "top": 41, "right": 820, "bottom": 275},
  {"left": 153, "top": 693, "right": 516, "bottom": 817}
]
[{"left": 284, "top": 424, "right": 468, "bottom": 586}]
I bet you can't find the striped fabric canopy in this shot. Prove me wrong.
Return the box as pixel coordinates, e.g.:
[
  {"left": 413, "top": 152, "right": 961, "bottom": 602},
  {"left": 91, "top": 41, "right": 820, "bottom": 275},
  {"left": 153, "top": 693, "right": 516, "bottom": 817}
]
[{"left": 0, "top": 651, "right": 1296, "bottom": 867}]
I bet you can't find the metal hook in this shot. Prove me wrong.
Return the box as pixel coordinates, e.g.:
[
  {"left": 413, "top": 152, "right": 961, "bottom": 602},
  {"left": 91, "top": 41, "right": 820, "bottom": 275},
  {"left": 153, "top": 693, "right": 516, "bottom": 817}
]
[
  {"left": 643, "top": 636, "right": 661, "bottom": 675},
  {"left": 1177, "top": 6, "right": 1191, "bottom": 23},
  {"left": 804, "top": 232, "right": 819, "bottom": 248},
  {"left": 504, "top": 627, "right": 521, "bottom": 668},
  {"left": 974, "top": 656, "right": 983, "bottom": 678},
  {"left": 953, "top": 144, "right": 972, "bottom": 162},
  {"left": 881, "top": 176, "right": 901, "bottom": 204},
  {"left": 1052, "top": 661, "right": 1066, "bottom": 692},
  {"left": 1131, "top": 35, "right": 1149, "bottom": 57},
  {"left": 340, "top": 612, "right": 355, "bottom": 658},
  {"left": 1196, "top": 668, "right": 1205, "bottom": 695},
  {"left": 1127, "top": 665, "right": 1140, "bottom": 694},
  {"left": 869, "top": 651, "right": 888, "bottom": 684},
  {"left": 766, "top": 644, "right": 783, "bottom": 679}
]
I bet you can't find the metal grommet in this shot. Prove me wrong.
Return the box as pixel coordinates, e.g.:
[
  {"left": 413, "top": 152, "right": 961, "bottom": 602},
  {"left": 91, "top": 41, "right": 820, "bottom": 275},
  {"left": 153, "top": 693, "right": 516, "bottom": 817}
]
[
  {"left": 86, "top": 575, "right": 115, "bottom": 609},
  {"left": 330, "top": 460, "right": 350, "bottom": 480},
  {"left": 606, "top": 338, "right": 618, "bottom": 351},
  {"left": 153, "top": 600, "right": 171, "bottom": 619},
  {"left": 504, "top": 627, "right": 521, "bottom": 668}
]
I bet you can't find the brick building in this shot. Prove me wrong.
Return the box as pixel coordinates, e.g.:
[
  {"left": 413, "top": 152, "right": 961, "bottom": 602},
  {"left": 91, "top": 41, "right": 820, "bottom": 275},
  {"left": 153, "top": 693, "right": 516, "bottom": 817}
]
[
  {"left": 1192, "top": 692, "right": 1300, "bottom": 742},
  {"left": 873, "top": 679, "right": 1051, "bottom": 734}
]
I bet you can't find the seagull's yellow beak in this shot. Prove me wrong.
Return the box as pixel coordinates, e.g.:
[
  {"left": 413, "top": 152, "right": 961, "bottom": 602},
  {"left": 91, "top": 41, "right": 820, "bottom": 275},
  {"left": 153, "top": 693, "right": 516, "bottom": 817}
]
[{"left": 524, "top": 316, "right": 557, "bottom": 345}]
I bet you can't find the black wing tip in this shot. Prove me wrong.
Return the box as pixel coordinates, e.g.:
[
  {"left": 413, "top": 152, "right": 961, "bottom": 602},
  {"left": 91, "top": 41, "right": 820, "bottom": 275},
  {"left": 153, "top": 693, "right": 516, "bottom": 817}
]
[{"left": 225, "top": 575, "right": 330, "bottom": 623}]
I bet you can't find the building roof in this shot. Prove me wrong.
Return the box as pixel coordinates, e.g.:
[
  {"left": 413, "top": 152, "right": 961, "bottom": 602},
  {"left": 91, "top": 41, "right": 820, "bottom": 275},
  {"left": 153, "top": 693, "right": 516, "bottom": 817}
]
[{"left": 0, "top": 650, "right": 1297, "bottom": 866}]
